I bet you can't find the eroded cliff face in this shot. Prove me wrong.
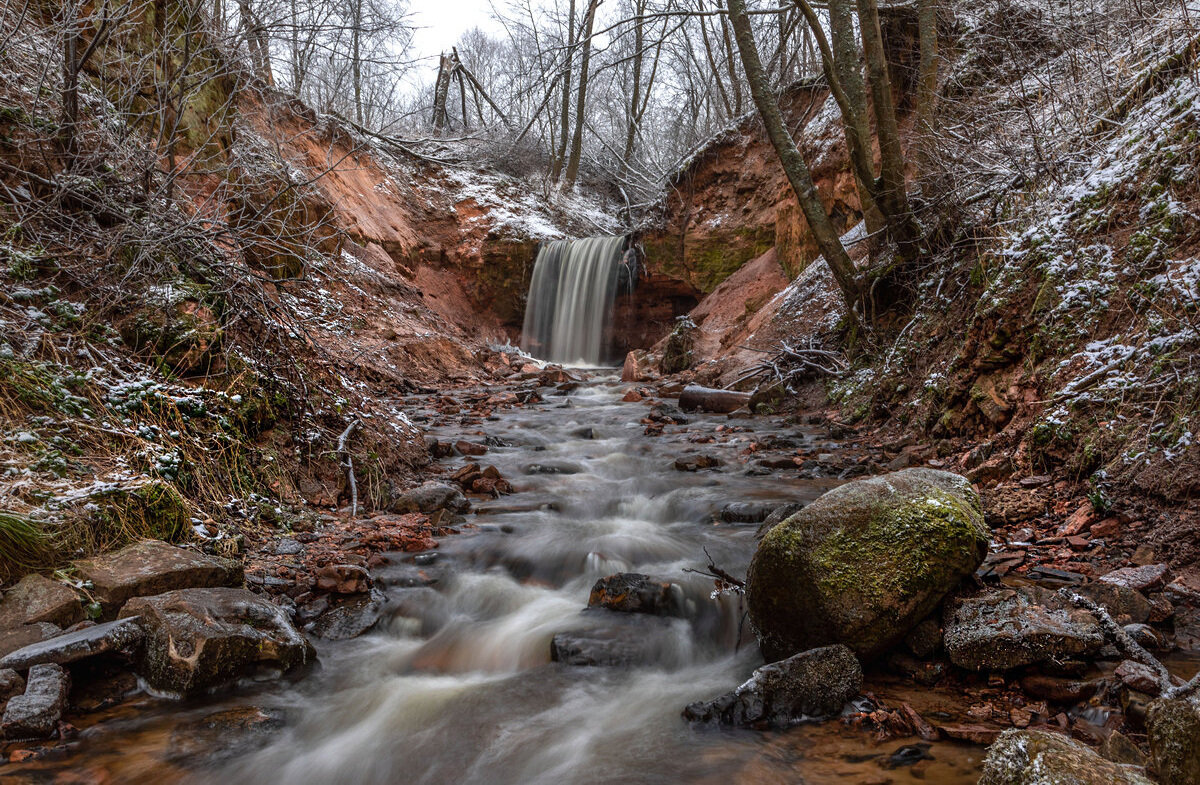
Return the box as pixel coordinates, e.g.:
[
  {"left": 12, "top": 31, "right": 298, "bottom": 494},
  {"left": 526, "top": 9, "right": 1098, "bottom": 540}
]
[{"left": 643, "top": 84, "right": 864, "bottom": 297}]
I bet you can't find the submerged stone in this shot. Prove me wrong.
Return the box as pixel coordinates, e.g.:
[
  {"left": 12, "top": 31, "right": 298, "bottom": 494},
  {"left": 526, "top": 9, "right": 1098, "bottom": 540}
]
[{"left": 746, "top": 469, "right": 987, "bottom": 661}]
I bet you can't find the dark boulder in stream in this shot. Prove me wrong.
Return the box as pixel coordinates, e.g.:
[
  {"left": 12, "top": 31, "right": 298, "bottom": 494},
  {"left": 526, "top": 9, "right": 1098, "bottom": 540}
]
[
  {"left": 746, "top": 469, "right": 988, "bottom": 661},
  {"left": 588, "top": 573, "right": 684, "bottom": 616},
  {"left": 683, "top": 644, "right": 862, "bottom": 727},
  {"left": 120, "top": 588, "right": 315, "bottom": 697}
]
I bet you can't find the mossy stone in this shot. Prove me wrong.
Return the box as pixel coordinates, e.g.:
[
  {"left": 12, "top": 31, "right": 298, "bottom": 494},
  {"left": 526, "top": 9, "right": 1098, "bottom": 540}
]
[
  {"left": 746, "top": 468, "right": 988, "bottom": 661},
  {"left": 980, "top": 729, "right": 1152, "bottom": 784},
  {"left": 1147, "top": 696, "right": 1200, "bottom": 785}
]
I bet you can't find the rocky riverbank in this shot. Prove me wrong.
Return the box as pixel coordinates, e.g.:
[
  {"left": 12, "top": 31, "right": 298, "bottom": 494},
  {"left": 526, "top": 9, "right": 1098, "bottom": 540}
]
[{"left": 1, "top": 369, "right": 1198, "bottom": 784}]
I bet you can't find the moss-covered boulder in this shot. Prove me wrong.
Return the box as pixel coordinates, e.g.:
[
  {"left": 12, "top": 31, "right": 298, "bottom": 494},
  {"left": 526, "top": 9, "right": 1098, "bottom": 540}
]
[
  {"left": 746, "top": 468, "right": 988, "bottom": 661},
  {"left": 980, "top": 729, "right": 1152, "bottom": 784},
  {"left": 1147, "top": 696, "right": 1200, "bottom": 784}
]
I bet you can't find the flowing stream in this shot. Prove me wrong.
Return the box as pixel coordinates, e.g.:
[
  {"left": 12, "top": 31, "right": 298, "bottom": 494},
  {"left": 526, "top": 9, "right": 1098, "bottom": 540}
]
[{"left": 14, "top": 375, "right": 989, "bottom": 784}]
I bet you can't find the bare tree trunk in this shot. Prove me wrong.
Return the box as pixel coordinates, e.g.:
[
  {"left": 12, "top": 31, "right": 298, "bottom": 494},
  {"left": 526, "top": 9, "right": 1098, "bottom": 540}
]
[
  {"left": 351, "top": 0, "right": 363, "bottom": 125},
  {"left": 550, "top": 0, "right": 576, "bottom": 181},
  {"left": 719, "top": 8, "right": 742, "bottom": 115},
  {"left": 61, "top": 1, "right": 80, "bottom": 164},
  {"left": 855, "top": 0, "right": 920, "bottom": 258},
  {"left": 563, "top": 0, "right": 599, "bottom": 189},
  {"left": 825, "top": 0, "right": 885, "bottom": 233},
  {"left": 622, "top": 0, "right": 646, "bottom": 176},
  {"left": 916, "top": 0, "right": 939, "bottom": 176},
  {"left": 727, "top": 0, "right": 862, "bottom": 321},
  {"left": 431, "top": 52, "right": 453, "bottom": 129}
]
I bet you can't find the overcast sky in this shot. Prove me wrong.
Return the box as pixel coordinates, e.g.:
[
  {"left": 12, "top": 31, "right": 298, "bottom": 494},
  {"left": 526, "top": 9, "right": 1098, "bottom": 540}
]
[{"left": 407, "top": 0, "right": 508, "bottom": 67}]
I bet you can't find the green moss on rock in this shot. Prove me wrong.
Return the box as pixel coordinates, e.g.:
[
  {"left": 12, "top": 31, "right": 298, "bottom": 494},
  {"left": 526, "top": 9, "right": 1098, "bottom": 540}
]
[{"left": 746, "top": 468, "right": 988, "bottom": 661}]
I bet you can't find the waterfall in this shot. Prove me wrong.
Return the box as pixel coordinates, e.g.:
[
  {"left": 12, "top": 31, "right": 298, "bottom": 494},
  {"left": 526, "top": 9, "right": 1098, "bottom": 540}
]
[{"left": 521, "top": 236, "right": 627, "bottom": 366}]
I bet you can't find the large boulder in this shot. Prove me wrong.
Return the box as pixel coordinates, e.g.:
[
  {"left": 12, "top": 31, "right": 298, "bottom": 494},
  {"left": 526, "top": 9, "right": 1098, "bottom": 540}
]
[
  {"left": 943, "top": 585, "right": 1104, "bottom": 671},
  {"left": 683, "top": 645, "right": 862, "bottom": 727},
  {"left": 0, "top": 663, "right": 70, "bottom": 738},
  {"left": 388, "top": 482, "right": 470, "bottom": 515},
  {"left": 746, "top": 469, "right": 988, "bottom": 660},
  {"left": 1147, "top": 696, "right": 1200, "bottom": 785},
  {"left": 0, "top": 574, "right": 83, "bottom": 630},
  {"left": 119, "top": 588, "right": 314, "bottom": 697},
  {"left": 74, "top": 540, "right": 243, "bottom": 617},
  {"left": 980, "top": 729, "right": 1152, "bottom": 784}
]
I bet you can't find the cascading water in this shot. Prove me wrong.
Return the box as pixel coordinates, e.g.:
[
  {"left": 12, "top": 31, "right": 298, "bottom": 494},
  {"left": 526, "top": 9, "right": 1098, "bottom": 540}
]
[{"left": 521, "top": 236, "right": 628, "bottom": 365}]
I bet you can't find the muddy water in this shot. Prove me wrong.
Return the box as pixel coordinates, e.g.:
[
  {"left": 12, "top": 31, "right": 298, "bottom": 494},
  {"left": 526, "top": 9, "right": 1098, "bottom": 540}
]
[{"left": 6, "top": 375, "right": 988, "bottom": 784}]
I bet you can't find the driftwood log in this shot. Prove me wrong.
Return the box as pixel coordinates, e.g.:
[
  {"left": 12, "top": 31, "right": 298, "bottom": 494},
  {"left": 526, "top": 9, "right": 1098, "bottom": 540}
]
[{"left": 679, "top": 384, "right": 751, "bottom": 413}]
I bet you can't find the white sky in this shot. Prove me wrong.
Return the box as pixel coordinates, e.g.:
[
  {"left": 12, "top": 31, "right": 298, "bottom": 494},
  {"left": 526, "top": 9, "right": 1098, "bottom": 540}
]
[{"left": 407, "top": 0, "right": 508, "bottom": 67}]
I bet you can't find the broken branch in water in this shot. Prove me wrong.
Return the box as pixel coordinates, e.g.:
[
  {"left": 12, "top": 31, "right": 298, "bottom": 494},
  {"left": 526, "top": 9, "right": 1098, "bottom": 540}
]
[
  {"left": 337, "top": 419, "right": 361, "bottom": 517},
  {"left": 1058, "top": 588, "right": 1195, "bottom": 697},
  {"left": 684, "top": 546, "right": 746, "bottom": 595}
]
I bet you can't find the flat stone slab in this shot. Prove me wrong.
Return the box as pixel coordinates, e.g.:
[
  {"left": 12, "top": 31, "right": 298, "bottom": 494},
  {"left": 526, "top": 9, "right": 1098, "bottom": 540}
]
[
  {"left": 0, "top": 617, "right": 144, "bottom": 670},
  {"left": 1099, "top": 563, "right": 1170, "bottom": 592},
  {"left": 0, "top": 575, "right": 83, "bottom": 630},
  {"left": 0, "top": 623, "right": 63, "bottom": 661},
  {"left": 1, "top": 663, "right": 69, "bottom": 738},
  {"left": 74, "top": 539, "right": 243, "bottom": 615}
]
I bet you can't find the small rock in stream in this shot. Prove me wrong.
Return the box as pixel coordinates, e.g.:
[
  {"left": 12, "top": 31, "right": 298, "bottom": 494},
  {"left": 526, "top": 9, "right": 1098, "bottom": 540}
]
[
  {"left": 1, "top": 663, "right": 70, "bottom": 738},
  {"left": 683, "top": 644, "right": 862, "bottom": 727},
  {"left": 588, "top": 574, "right": 684, "bottom": 617}
]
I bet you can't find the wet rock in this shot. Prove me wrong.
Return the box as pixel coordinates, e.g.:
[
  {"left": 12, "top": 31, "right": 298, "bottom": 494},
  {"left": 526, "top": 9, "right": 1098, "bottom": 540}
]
[
  {"left": 647, "top": 402, "right": 688, "bottom": 425},
  {"left": 884, "top": 743, "right": 935, "bottom": 768},
  {"left": 273, "top": 538, "right": 305, "bottom": 556},
  {"left": 73, "top": 540, "right": 243, "bottom": 616},
  {"left": 1146, "top": 696, "right": 1200, "bottom": 785},
  {"left": 718, "top": 502, "right": 774, "bottom": 524},
  {"left": 747, "top": 469, "right": 988, "bottom": 661},
  {"left": 683, "top": 645, "right": 862, "bottom": 727},
  {"left": 0, "top": 617, "right": 144, "bottom": 670},
  {"left": 678, "top": 384, "right": 750, "bottom": 414},
  {"left": 904, "top": 617, "right": 943, "bottom": 659},
  {"left": 0, "top": 668, "right": 24, "bottom": 701},
  {"left": 1101, "top": 730, "right": 1148, "bottom": 766},
  {"left": 660, "top": 318, "right": 696, "bottom": 374},
  {"left": 550, "top": 613, "right": 687, "bottom": 667},
  {"left": 1099, "top": 564, "right": 1170, "bottom": 593},
  {"left": 120, "top": 588, "right": 315, "bottom": 697},
  {"left": 389, "top": 481, "right": 471, "bottom": 514},
  {"left": 588, "top": 574, "right": 683, "bottom": 616},
  {"left": 522, "top": 461, "right": 582, "bottom": 475},
  {"left": 0, "top": 575, "right": 83, "bottom": 630},
  {"left": 674, "top": 454, "right": 720, "bottom": 472},
  {"left": 454, "top": 440, "right": 488, "bottom": 456},
  {"left": 1123, "top": 623, "right": 1164, "bottom": 649},
  {"left": 755, "top": 502, "right": 805, "bottom": 539},
  {"left": 1074, "top": 582, "right": 1151, "bottom": 624},
  {"left": 570, "top": 426, "right": 597, "bottom": 439},
  {"left": 1115, "top": 660, "right": 1164, "bottom": 696},
  {"left": 305, "top": 590, "right": 385, "bottom": 640},
  {"left": 979, "top": 728, "right": 1152, "bottom": 784},
  {"left": 1147, "top": 594, "right": 1175, "bottom": 623},
  {"left": 621, "top": 350, "right": 649, "bottom": 382},
  {"left": 885, "top": 652, "right": 946, "bottom": 686},
  {"left": 0, "top": 623, "right": 63, "bottom": 661},
  {"left": 1018, "top": 673, "right": 1100, "bottom": 703},
  {"left": 1, "top": 663, "right": 69, "bottom": 738},
  {"left": 943, "top": 585, "right": 1104, "bottom": 671},
  {"left": 315, "top": 564, "right": 371, "bottom": 595}
]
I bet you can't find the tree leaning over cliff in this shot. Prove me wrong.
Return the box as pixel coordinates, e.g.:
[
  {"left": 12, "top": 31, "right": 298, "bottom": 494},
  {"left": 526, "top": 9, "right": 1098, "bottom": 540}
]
[{"left": 726, "top": 0, "right": 864, "bottom": 321}]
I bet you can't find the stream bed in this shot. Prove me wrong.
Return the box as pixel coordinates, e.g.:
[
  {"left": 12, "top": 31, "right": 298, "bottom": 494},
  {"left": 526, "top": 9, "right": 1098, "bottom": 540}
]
[{"left": 4, "top": 374, "right": 989, "bottom": 784}]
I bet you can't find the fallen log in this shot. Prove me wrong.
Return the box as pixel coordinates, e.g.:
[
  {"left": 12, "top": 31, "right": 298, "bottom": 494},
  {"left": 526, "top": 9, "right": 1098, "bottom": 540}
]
[{"left": 678, "top": 384, "right": 751, "bottom": 414}]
